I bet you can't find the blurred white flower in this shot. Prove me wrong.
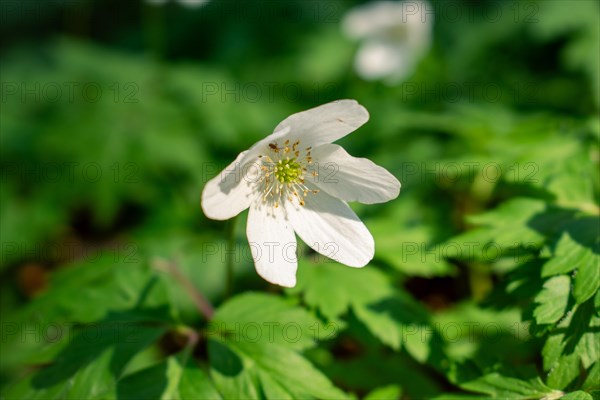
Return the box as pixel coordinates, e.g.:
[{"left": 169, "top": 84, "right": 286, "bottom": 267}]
[
  {"left": 145, "top": 0, "right": 210, "bottom": 8},
  {"left": 177, "top": 0, "right": 210, "bottom": 8},
  {"left": 343, "top": 0, "right": 433, "bottom": 83},
  {"left": 201, "top": 100, "right": 400, "bottom": 287}
]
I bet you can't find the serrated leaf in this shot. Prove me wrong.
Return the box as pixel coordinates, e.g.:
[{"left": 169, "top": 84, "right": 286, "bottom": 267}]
[
  {"left": 8, "top": 256, "right": 174, "bottom": 326},
  {"left": 574, "top": 257, "right": 600, "bottom": 304},
  {"left": 561, "top": 391, "right": 594, "bottom": 400},
  {"left": 442, "top": 198, "right": 551, "bottom": 260},
  {"left": 117, "top": 353, "right": 221, "bottom": 400},
  {"left": 542, "top": 234, "right": 598, "bottom": 278},
  {"left": 583, "top": 362, "right": 600, "bottom": 391},
  {"left": 543, "top": 300, "right": 600, "bottom": 389},
  {"left": 369, "top": 221, "right": 455, "bottom": 277},
  {"left": 1, "top": 258, "right": 177, "bottom": 375},
  {"left": 208, "top": 339, "right": 258, "bottom": 400},
  {"left": 287, "top": 261, "right": 394, "bottom": 320},
  {"left": 208, "top": 292, "right": 348, "bottom": 399},
  {"left": 3, "top": 315, "right": 168, "bottom": 399},
  {"left": 542, "top": 218, "right": 600, "bottom": 282},
  {"left": 449, "top": 362, "right": 558, "bottom": 399},
  {"left": 353, "top": 294, "right": 445, "bottom": 367},
  {"left": 209, "top": 292, "right": 332, "bottom": 351},
  {"left": 432, "top": 303, "right": 527, "bottom": 362},
  {"left": 534, "top": 275, "right": 571, "bottom": 325},
  {"left": 208, "top": 339, "right": 348, "bottom": 400},
  {"left": 466, "top": 198, "right": 548, "bottom": 244}
]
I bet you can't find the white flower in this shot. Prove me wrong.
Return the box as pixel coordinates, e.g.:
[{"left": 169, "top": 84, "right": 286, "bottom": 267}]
[
  {"left": 201, "top": 100, "right": 400, "bottom": 287},
  {"left": 177, "top": 0, "right": 210, "bottom": 8},
  {"left": 145, "top": 0, "right": 209, "bottom": 8},
  {"left": 342, "top": 0, "right": 433, "bottom": 83}
]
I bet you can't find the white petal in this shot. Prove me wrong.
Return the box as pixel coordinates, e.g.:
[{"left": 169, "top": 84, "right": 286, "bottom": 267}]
[
  {"left": 310, "top": 144, "right": 400, "bottom": 204},
  {"left": 247, "top": 204, "right": 298, "bottom": 287},
  {"left": 342, "top": 0, "right": 408, "bottom": 39},
  {"left": 285, "top": 189, "right": 374, "bottom": 267},
  {"left": 176, "top": 0, "right": 209, "bottom": 8},
  {"left": 355, "top": 41, "right": 414, "bottom": 81},
  {"left": 201, "top": 151, "right": 258, "bottom": 220},
  {"left": 343, "top": 0, "right": 433, "bottom": 44},
  {"left": 273, "top": 100, "right": 369, "bottom": 148}
]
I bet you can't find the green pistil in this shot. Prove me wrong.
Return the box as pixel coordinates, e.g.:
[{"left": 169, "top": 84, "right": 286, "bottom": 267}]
[{"left": 275, "top": 158, "right": 302, "bottom": 184}]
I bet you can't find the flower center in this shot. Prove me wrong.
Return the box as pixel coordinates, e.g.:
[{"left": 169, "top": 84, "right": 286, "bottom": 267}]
[
  {"left": 258, "top": 139, "right": 319, "bottom": 208},
  {"left": 275, "top": 158, "right": 302, "bottom": 184}
]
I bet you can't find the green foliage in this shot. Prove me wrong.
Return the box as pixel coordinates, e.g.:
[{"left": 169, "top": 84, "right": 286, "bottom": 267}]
[
  {"left": 207, "top": 293, "right": 348, "bottom": 399},
  {"left": 364, "top": 385, "right": 402, "bottom": 400},
  {"left": 449, "top": 365, "right": 561, "bottom": 399},
  {"left": 1, "top": 0, "right": 599, "bottom": 399},
  {"left": 117, "top": 354, "right": 222, "bottom": 400}
]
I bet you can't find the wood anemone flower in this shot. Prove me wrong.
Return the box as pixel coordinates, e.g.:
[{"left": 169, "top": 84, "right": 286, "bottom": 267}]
[{"left": 202, "top": 100, "right": 401, "bottom": 287}]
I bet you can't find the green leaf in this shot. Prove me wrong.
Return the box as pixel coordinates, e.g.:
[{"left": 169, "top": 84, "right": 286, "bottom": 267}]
[
  {"left": 544, "top": 157, "right": 599, "bottom": 210},
  {"left": 208, "top": 339, "right": 257, "bottom": 400},
  {"left": 353, "top": 303, "right": 406, "bottom": 351},
  {"left": 582, "top": 362, "right": 600, "bottom": 391},
  {"left": 561, "top": 391, "right": 593, "bottom": 400},
  {"left": 209, "top": 292, "right": 333, "bottom": 351},
  {"left": 364, "top": 384, "right": 403, "bottom": 400},
  {"left": 1, "top": 257, "right": 177, "bottom": 375},
  {"left": 442, "top": 198, "right": 551, "bottom": 260},
  {"left": 3, "top": 352, "right": 116, "bottom": 400},
  {"left": 287, "top": 261, "right": 394, "bottom": 320},
  {"left": 3, "top": 315, "right": 168, "bottom": 399},
  {"left": 432, "top": 303, "right": 527, "bottom": 362},
  {"left": 531, "top": 0, "right": 600, "bottom": 106},
  {"left": 209, "top": 339, "right": 348, "bottom": 400},
  {"left": 543, "top": 300, "right": 600, "bottom": 389},
  {"left": 534, "top": 275, "right": 571, "bottom": 325},
  {"left": 8, "top": 256, "right": 174, "bottom": 326},
  {"left": 449, "top": 363, "right": 559, "bottom": 399},
  {"left": 117, "top": 353, "right": 221, "bottom": 400},
  {"left": 542, "top": 233, "right": 597, "bottom": 278},
  {"left": 325, "top": 346, "right": 443, "bottom": 399},
  {"left": 369, "top": 221, "right": 455, "bottom": 277},
  {"left": 207, "top": 292, "right": 348, "bottom": 399},
  {"left": 542, "top": 218, "right": 600, "bottom": 285},
  {"left": 353, "top": 294, "right": 445, "bottom": 367},
  {"left": 574, "top": 259, "right": 600, "bottom": 305},
  {"left": 431, "top": 395, "right": 491, "bottom": 400}
]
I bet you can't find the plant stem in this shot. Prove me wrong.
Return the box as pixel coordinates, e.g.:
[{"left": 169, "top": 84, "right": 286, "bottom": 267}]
[
  {"left": 153, "top": 258, "right": 214, "bottom": 320},
  {"left": 225, "top": 217, "right": 238, "bottom": 298}
]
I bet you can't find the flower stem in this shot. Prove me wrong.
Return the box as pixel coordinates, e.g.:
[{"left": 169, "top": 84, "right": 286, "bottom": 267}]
[
  {"left": 225, "top": 217, "right": 237, "bottom": 298},
  {"left": 153, "top": 258, "right": 214, "bottom": 320}
]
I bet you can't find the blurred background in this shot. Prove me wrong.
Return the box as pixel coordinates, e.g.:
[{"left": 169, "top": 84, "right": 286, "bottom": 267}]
[{"left": 1, "top": 0, "right": 598, "bottom": 398}]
